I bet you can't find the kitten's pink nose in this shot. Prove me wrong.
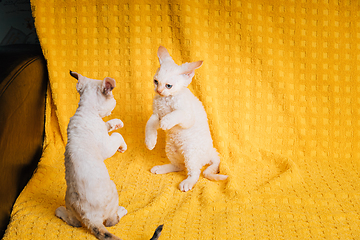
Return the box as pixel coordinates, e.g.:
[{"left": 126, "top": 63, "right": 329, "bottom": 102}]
[{"left": 157, "top": 87, "right": 164, "bottom": 95}]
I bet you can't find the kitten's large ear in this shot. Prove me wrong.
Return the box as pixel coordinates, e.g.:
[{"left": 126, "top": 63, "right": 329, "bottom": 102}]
[
  {"left": 157, "top": 46, "right": 173, "bottom": 65},
  {"left": 70, "top": 70, "right": 79, "bottom": 80},
  {"left": 102, "top": 77, "right": 116, "bottom": 95},
  {"left": 70, "top": 71, "right": 86, "bottom": 92},
  {"left": 180, "top": 61, "right": 203, "bottom": 79}
]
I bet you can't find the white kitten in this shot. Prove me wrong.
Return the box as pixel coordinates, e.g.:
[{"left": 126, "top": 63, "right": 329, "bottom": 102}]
[
  {"left": 55, "top": 71, "right": 127, "bottom": 240},
  {"left": 145, "top": 46, "right": 228, "bottom": 192}
]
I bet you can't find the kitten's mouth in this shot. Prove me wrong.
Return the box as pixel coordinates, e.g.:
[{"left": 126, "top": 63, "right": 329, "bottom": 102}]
[{"left": 157, "top": 91, "right": 167, "bottom": 97}]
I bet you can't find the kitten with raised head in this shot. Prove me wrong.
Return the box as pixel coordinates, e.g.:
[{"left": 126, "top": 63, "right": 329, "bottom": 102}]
[
  {"left": 56, "top": 71, "right": 163, "bottom": 240},
  {"left": 145, "top": 46, "right": 228, "bottom": 192},
  {"left": 55, "top": 71, "right": 128, "bottom": 240}
]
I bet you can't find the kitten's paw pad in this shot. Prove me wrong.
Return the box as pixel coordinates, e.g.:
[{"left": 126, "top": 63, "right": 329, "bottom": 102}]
[
  {"left": 107, "top": 119, "right": 124, "bottom": 132},
  {"left": 117, "top": 144, "right": 127, "bottom": 153},
  {"left": 160, "top": 116, "right": 176, "bottom": 130},
  {"left": 179, "top": 179, "right": 196, "bottom": 192},
  {"left": 118, "top": 206, "right": 127, "bottom": 219},
  {"left": 145, "top": 136, "right": 157, "bottom": 150}
]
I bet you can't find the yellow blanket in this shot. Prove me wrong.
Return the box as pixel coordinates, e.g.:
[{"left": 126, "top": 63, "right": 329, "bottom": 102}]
[{"left": 4, "top": 0, "right": 360, "bottom": 239}]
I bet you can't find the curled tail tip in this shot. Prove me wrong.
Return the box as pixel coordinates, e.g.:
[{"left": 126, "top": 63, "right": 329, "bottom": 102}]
[{"left": 150, "top": 224, "right": 164, "bottom": 240}]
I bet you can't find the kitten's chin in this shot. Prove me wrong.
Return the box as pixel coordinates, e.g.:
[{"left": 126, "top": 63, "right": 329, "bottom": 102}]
[{"left": 157, "top": 92, "right": 170, "bottom": 97}]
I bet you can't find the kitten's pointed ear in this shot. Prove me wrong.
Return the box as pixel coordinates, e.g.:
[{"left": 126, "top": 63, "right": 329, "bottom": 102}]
[
  {"left": 70, "top": 71, "right": 86, "bottom": 92},
  {"left": 102, "top": 77, "right": 116, "bottom": 95},
  {"left": 180, "top": 61, "right": 203, "bottom": 79},
  {"left": 70, "top": 70, "right": 79, "bottom": 80},
  {"left": 157, "top": 46, "right": 172, "bottom": 65}
]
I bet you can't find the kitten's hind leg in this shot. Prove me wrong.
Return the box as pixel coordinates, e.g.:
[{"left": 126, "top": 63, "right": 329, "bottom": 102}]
[
  {"left": 151, "top": 164, "right": 184, "bottom": 175},
  {"left": 152, "top": 140, "right": 185, "bottom": 174},
  {"left": 55, "top": 206, "right": 82, "bottom": 227},
  {"left": 179, "top": 148, "right": 206, "bottom": 191}
]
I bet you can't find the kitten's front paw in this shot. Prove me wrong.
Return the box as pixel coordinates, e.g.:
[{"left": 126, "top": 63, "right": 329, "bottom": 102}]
[
  {"left": 160, "top": 116, "right": 176, "bottom": 130},
  {"left": 107, "top": 119, "right": 124, "bottom": 132},
  {"left": 145, "top": 135, "right": 157, "bottom": 150}
]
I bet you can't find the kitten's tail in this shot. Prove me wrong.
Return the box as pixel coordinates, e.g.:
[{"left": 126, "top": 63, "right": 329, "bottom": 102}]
[
  {"left": 203, "top": 150, "right": 228, "bottom": 181},
  {"left": 150, "top": 225, "right": 164, "bottom": 240},
  {"left": 85, "top": 222, "right": 163, "bottom": 240}
]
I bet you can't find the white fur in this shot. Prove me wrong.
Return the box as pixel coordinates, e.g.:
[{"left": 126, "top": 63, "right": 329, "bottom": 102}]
[
  {"left": 145, "top": 46, "right": 228, "bottom": 192},
  {"left": 56, "top": 72, "right": 127, "bottom": 240}
]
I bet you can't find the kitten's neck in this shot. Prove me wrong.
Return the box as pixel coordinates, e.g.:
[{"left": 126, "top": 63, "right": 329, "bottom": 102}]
[{"left": 76, "top": 102, "right": 102, "bottom": 118}]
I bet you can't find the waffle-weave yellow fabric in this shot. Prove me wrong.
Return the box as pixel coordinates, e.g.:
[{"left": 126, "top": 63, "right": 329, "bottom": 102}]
[{"left": 4, "top": 0, "right": 360, "bottom": 239}]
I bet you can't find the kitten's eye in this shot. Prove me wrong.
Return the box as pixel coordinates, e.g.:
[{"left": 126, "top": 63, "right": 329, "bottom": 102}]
[
  {"left": 154, "top": 79, "right": 158, "bottom": 85},
  {"left": 165, "top": 84, "right": 173, "bottom": 89}
]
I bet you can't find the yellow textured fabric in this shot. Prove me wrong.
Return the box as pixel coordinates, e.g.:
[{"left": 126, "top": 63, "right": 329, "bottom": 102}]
[{"left": 4, "top": 0, "right": 360, "bottom": 239}]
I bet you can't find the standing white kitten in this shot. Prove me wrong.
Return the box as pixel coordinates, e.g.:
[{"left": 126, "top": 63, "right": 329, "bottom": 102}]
[
  {"left": 56, "top": 71, "right": 128, "bottom": 240},
  {"left": 145, "top": 46, "right": 228, "bottom": 192}
]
